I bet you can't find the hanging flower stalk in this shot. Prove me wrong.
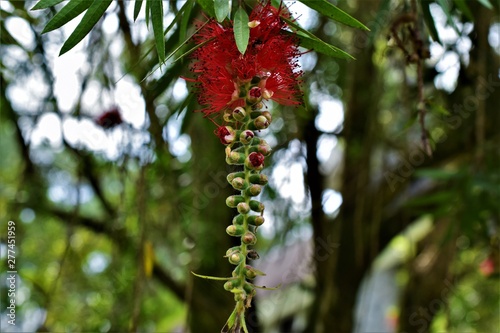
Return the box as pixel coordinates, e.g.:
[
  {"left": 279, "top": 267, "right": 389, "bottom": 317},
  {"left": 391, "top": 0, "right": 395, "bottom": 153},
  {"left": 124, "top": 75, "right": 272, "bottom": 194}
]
[{"left": 189, "top": 2, "right": 302, "bottom": 331}]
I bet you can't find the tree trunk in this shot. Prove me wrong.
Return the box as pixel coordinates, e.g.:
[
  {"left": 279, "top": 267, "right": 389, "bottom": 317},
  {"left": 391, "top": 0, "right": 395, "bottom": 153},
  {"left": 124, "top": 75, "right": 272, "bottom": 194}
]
[{"left": 187, "top": 116, "right": 247, "bottom": 332}]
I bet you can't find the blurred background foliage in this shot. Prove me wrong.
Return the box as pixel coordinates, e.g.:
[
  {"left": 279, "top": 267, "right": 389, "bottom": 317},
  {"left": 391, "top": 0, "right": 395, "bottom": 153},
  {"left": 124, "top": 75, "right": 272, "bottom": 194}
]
[{"left": 0, "top": 0, "right": 499, "bottom": 332}]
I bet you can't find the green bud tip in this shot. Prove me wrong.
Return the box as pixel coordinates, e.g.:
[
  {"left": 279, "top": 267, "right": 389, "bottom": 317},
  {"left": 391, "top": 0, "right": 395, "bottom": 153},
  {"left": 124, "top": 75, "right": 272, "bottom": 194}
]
[
  {"left": 254, "top": 115, "right": 270, "bottom": 130},
  {"left": 240, "top": 130, "right": 255, "bottom": 145},
  {"left": 231, "top": 177, "right": 246, "bottom": 190},
  {"left": 232, "top": 107, "right": 246, "bottom": 121},
  {"left": 237, "top": 202, "right": 250, "bottom": 214},
  {"left": 246, "top": 184, "right": 262, "bottom": 196},
  {"left": 242, "top": 232, "right": 257, "bottom": 245}
]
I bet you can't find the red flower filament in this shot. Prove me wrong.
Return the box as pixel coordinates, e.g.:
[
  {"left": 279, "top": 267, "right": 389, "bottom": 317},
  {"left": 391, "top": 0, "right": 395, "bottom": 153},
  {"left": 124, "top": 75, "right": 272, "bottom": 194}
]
[{"left": 190, "top": 2, "right": 303, "bottom": 117}]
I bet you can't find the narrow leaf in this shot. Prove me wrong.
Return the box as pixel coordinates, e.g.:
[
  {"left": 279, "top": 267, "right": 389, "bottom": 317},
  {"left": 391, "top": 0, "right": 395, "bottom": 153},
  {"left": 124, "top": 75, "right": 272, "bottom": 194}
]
[
  {"left": 173, "top": 37, "right": 215, "bottom": 62},
  {"left": 59, "top": 0, "right": 112, "bottom": 55},
  {"left": 180, "top": 0, "right": 195, "bottom": 44},
  {"left": 477, "top": 0, "right": 493, "bottom": 9},
  {"left": 133, "top": 0, "right": 143, "bottom": 22},
  {"left": 42, "top": 0, "right": 92, "bottom": 34},
  {"left": 150, "top": 0, "right": 165, "bottom": 62},
  {"left": 299, "top": 0, "right": 369, "bottom": 31},
  {"left": 214, "top": 0, "right": 230, "bottom": 22},
  {"left": 222, "top": 308, "right": 238, "bottom": 332},
  {"left": 234, "top": 6, "right": 249, "bottom": 54},
  {"left": 191, "top": 271, "right": 232, "bottom": 280},
  {"left": 145, "top": 0, "right": 150, "bottom": 27},
  {"left": 420, "top": 0, "right": 442, "bottom": 43},
  {"left": 293, "top": 31, "right": 353, "bottom": 59},
  {"left": 282, "top": 17, "right": 354, "bottom": 59},
  {"left": 196, "top": 0, "right": 215, "bottom": 18},
  {"left": 31, "top": 0, "right": 64, "bottom": 10},
  {"left": 250, "top": 283, "right": 282, "bottom": 290}
]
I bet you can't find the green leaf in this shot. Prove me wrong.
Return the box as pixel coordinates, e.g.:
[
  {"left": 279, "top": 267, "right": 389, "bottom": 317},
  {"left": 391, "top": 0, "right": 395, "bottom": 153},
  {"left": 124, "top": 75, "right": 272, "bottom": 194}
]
[
  {"left": 249, "top": 282, "right": 282, "bottom": 290},
  {"left": 233, "top": 7, "right": 249, "bottom": 55},
  {"left": 222, "top": 308, "right": 238, "bottom": 332},
  {"left": 173, "top": 36, "right": 215, "bottom": 62},
  {"left": 292, "top": 31, "right": 353, "bottom": 59},
  {"left": 150, "top": 0, "right": 165, "bottom": 63},
  {"left": 477, "top": 0, "right": 493, "bottom": 9},
  {"left": 298, "top": 0, "right": 369, "bottom": 31},
  {"left": 453, "top": 0, "right": 474, "bottom": 21},
  {"left": 133, "top": 0, "right": 143, "bottom": 22},
  {"left": 282, "top": 16, "right": 354, "bottom": 60},
  {"left": 420, "top": 0, "right": 442, "bottom": 43},
  {"left": 180, "top": 0, "right": 195, "bottom": 45},
  {"left": 31, "top": 0, "right": 65, "bottom": 10},
  {"left": 42, "top": 0, "right": 92, "bottom": 34},
  {"left": 59, "top": 0, "right": 112, "bottom": 56},
  {"left": 191, "top": 271, "right": 232, "bottom": 280},
  {"left": 145, "top": 0, "right": 150, "bottom": 27},
  {"left": 214, "top": 0, "right": 230, "bottom": 22},
  {"left": 196, "top": 0, "right": 215, "bottom": 18}
]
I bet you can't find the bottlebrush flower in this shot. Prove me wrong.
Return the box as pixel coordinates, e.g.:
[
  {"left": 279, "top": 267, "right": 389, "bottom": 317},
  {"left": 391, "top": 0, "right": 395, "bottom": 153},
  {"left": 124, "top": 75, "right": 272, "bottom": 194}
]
[
  {"left": 95, "top": 107, "right": 123, "bottom": 129},
  {"left": 190, "top": 1, "right": 302, "bottom": 117}
]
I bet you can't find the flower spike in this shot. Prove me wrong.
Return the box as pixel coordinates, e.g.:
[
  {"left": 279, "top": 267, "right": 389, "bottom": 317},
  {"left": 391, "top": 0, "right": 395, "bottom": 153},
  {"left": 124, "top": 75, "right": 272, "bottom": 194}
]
[{"left": 189, "top": 1, "right": 303, "bottom": 331}]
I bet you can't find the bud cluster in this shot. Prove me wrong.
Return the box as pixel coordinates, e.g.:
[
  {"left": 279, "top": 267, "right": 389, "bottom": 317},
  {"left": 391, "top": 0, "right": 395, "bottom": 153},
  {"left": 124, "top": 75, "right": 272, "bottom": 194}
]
[{"left": 219, "top": 99, "right": 273, "bottom": 309}]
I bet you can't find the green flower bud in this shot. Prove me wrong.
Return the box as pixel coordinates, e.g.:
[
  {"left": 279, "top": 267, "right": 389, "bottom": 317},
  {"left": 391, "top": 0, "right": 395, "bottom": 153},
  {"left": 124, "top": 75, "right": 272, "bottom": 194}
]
[
  {"left": 227, "top": 172, "right": 245, "bottom": 183},
  {"left": 248, "top": 215, "right": 265, "bottom": 226},
  {"left": 224, "top": 278, "right": 241, "bottom": 291},
  {"left": 226, "top": 151, "right": 246, "bottom": 165},
  {"left": 226, "top": 195, "right": 245, "bottom": 208},
  {"left": 243, "top": 282, "right": 255, "bottom": 295},
  {"left": 249, "top": 173, "right": 268, "bottom": 185},
  {"left": 254, "top": 115, "right": 270, "bottom": 130},
  {"left": 252, "top": 102, "right": 264, "bottom": 111},
  {"left": 232, "top": 107, "right": 246, "bottom": 121},
  {"left": 250, "top": 137, "right": 263, "bottom": 145},
  {"left": 249, "top": 200, "right": 265, "bottom": 213},
  {"left": 244, "top": 265, "right": 257, "bottom": 279},
  {"left": 261, "top": 111, "right": 272, "bottom": 123},
  {"left": 232, "top": 214, "right": 245, "bottom": 225},
  {"left": 258, "top": 142, "right": 272, "bottom": 156},
  {"left": 242, "top": 232, "right": 257, "bottom": 245},
  {"left": 226, "top": 225, "right": 245, "bottom": 237},
  {"left": 237, "top": 202, "right": 250, "bottom": 214},
  {"left": 240, "top": 130, "right": 255, "bottom": 145},
  {"left": 228, "top": 252, "right": 244, "bottom": 265},
  {"left": 225, "top": 246, "right": 241, "bottom": 257},
  {"left": 231, "top": 177, "right": 247, "bottom": 190},
  {"left": 234, "top": 292, "right": 246, "bottom": 302},
  {"left": 245, "top": 184, "right": 261, "bottom": 197}
]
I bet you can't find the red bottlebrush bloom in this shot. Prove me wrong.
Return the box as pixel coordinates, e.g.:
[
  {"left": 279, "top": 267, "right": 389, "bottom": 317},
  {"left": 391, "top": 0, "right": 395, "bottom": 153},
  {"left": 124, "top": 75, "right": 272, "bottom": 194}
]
[
  {"left": 190, "top": 1, "right": 302, "bottom": 117},
  {"left": 96, "top": 107, "right": 123, "bottom": 129}
]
